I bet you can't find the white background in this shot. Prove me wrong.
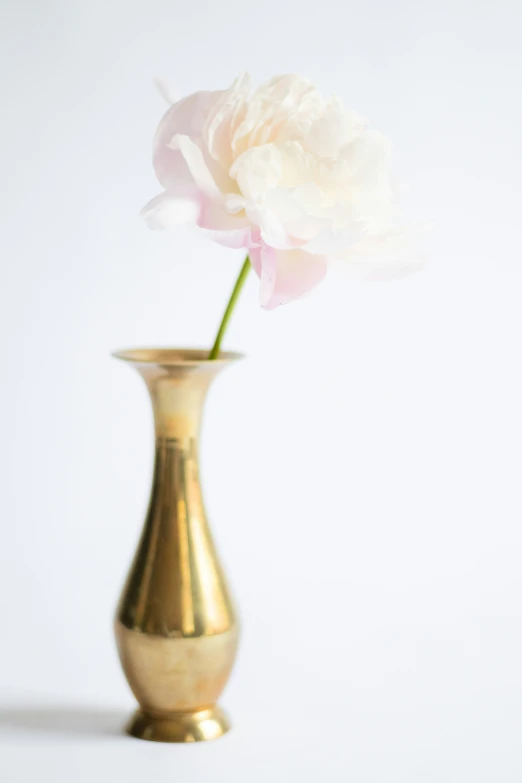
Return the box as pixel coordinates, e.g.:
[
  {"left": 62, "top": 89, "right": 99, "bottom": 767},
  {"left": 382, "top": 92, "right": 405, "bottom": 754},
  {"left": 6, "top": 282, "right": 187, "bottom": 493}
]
[{"left": 1, "top": 0, "right": 522, "bottom": 780}]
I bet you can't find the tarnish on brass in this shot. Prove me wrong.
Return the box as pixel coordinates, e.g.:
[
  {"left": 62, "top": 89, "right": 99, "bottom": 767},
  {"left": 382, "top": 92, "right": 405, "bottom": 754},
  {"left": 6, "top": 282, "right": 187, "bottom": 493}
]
[{"left": 112, "top": 349, "right": 242, "bottom": 743}]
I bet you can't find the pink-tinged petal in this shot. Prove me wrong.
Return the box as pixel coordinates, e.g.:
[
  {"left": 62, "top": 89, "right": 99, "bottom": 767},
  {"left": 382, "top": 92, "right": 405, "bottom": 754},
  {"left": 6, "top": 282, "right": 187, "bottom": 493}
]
[
  {"left": 258, "top": 245, "right": 278, "bottom": 305},
  {"left": 194, "top": 225, "right": 257, "bottom": 249},
  {"left": 169, "top": 134, "right": 221, "bottom": 199},
  {"left": 198, "top": 198, "right": 249, "bottom": 231},
  {"left": 249, "top": 243, "right": 328, "bottom": 309},
  {"left": 140, "top": 191, "right": 201, "bottom": 230},
  {"left": 248, "top": 239, "right": 263, "bottom": 277},
  {"left": 153, "top": 91, "right": 237, "bottom": 196},
  {"left": 153, "top": 90, "right": 222, "bottom": 190},
  {"left": 195, "top": 205, "right": 259, "bottom": 249}
]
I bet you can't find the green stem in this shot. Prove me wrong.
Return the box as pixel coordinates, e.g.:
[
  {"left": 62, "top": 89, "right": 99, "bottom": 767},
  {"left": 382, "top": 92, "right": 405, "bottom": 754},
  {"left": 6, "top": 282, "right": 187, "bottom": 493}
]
[{"left": 209, "top": 255, "right": 251, "bottom": 360}]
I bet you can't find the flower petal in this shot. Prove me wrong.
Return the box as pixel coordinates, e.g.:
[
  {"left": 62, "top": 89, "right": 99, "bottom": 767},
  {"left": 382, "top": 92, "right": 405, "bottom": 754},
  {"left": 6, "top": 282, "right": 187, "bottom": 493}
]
[
  {"left": 230, "top": 144, "right": 282, "bottom": 201},
  {"left": 194, "top": 199, "right": 258, "bottom": 248},
  {"left": 204, "top": 73, "right": 252, "bottom": 164},
  {"left": 329, "top": 230, "right": 424, "bottom": 280},
  {"left": 140, "top": 191, "right": 201, "bottom": 230},
  {"left": 245, "top": 203, "right": 289, "bottom": 249},
  {"left": 153, "top": 90, "right": 221, "bottom": 190},
  {"left": 249, "top": 243, "right": 328, "bottom": 309},
  {"left": 169, "top": 134, "right": 221, "bottom": 199},
  {"left": 193, "top": 225, "right": 258, "bottom": 249}
]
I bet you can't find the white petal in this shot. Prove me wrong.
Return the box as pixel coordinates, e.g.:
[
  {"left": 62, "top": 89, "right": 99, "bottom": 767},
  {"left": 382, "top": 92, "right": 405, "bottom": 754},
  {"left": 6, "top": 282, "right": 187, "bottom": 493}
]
[
  {"left": 255, "top": 74, "right": 316, "bottom": 110},
  {"left": 245, "top": 185, "right": 330, "bottom": 248},
  {"left": 329, "top": 230, "right": 424, "bottom": 280},
  {"left": 204, "top": 73, "right": 252, "bottom": 163},
  {"left": 224, "top": 194, "right": 247, "bottom": 214},
  {"left": 153, "top": 78, "right": 180, "bottom": 106},
  {"left": 306, "top": 103, "right": 366, "bottom": 159},
  {"left": 245, "top": 203, "right": 289, "bottom": 249},
  {"left": 140, "top": 191, "right": 201, "bottom": 230},
  {"left": 340, "top": 130, "right": 393, "bottom": 187},
  {"left": 230, "top": 144, "right": 282, "bottom": 200}
]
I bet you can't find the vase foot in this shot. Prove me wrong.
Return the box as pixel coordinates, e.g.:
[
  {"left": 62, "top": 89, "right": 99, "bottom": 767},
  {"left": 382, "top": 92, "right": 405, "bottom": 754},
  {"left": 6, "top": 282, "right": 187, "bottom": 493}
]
[{"left": 125, "top": 706, "right": 230, "bottom": 743}]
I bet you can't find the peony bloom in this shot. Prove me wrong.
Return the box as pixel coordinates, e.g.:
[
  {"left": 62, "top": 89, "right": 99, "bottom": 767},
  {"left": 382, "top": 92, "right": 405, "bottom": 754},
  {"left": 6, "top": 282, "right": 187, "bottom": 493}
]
[{"left": 142, "top": 73, "right": 420, "bottom": 309}]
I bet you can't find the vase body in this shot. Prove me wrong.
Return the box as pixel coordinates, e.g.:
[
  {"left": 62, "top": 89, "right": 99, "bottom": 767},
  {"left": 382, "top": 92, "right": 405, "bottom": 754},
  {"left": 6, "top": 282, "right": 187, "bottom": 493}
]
[{"left": 112, "top": 348, "right": 241, "bottom": 743}]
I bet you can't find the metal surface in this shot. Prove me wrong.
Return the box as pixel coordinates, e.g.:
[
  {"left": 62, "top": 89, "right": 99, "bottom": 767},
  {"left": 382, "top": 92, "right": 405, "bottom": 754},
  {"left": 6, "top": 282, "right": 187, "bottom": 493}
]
[{"left": 113, "top": 348, "right": 242, "bottom": 743}]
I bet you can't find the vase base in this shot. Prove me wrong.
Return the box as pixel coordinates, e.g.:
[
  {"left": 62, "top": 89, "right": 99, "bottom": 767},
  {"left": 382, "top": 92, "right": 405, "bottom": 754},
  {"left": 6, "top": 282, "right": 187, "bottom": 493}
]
[{"left": 125, "top": 706, "right": 230, "bottom": 743}]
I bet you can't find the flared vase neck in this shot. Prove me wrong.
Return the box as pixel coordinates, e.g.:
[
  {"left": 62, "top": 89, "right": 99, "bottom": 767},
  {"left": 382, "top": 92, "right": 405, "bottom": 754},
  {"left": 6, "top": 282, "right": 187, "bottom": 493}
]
[{"left": 113, "top": 348, "right": 242, "bottom": 440}]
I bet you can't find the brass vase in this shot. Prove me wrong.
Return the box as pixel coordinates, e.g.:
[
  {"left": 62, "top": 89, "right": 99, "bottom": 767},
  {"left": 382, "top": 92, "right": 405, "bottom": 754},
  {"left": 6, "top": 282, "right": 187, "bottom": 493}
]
[{"left": 112, "top": 348, "right": 241, "bottom": 743}]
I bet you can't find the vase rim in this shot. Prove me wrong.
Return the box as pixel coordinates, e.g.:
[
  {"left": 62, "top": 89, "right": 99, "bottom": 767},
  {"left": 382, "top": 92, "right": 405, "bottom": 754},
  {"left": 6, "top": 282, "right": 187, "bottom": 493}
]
[{"left": 112, "top": 347, "right": 244, "bottom": 366}]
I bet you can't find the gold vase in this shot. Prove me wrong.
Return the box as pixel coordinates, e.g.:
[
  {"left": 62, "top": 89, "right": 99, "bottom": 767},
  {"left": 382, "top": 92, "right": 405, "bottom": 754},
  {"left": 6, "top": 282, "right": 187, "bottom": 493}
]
[{"left": 112, "top": 348, "right": 241, "bottom": 743}]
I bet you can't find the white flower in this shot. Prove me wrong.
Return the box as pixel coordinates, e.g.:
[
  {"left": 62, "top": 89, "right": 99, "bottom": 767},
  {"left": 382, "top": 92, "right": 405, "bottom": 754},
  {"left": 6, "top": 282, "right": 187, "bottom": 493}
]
[{"left": 142, "top": 73, "right": 420, "bottom": 308}]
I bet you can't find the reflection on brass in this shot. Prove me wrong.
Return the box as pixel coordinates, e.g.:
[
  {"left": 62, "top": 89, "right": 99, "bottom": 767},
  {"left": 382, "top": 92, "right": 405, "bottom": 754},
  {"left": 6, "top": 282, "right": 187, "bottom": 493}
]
[{"left": 112, "top": 349, "right": 242, "bottom": 743}]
